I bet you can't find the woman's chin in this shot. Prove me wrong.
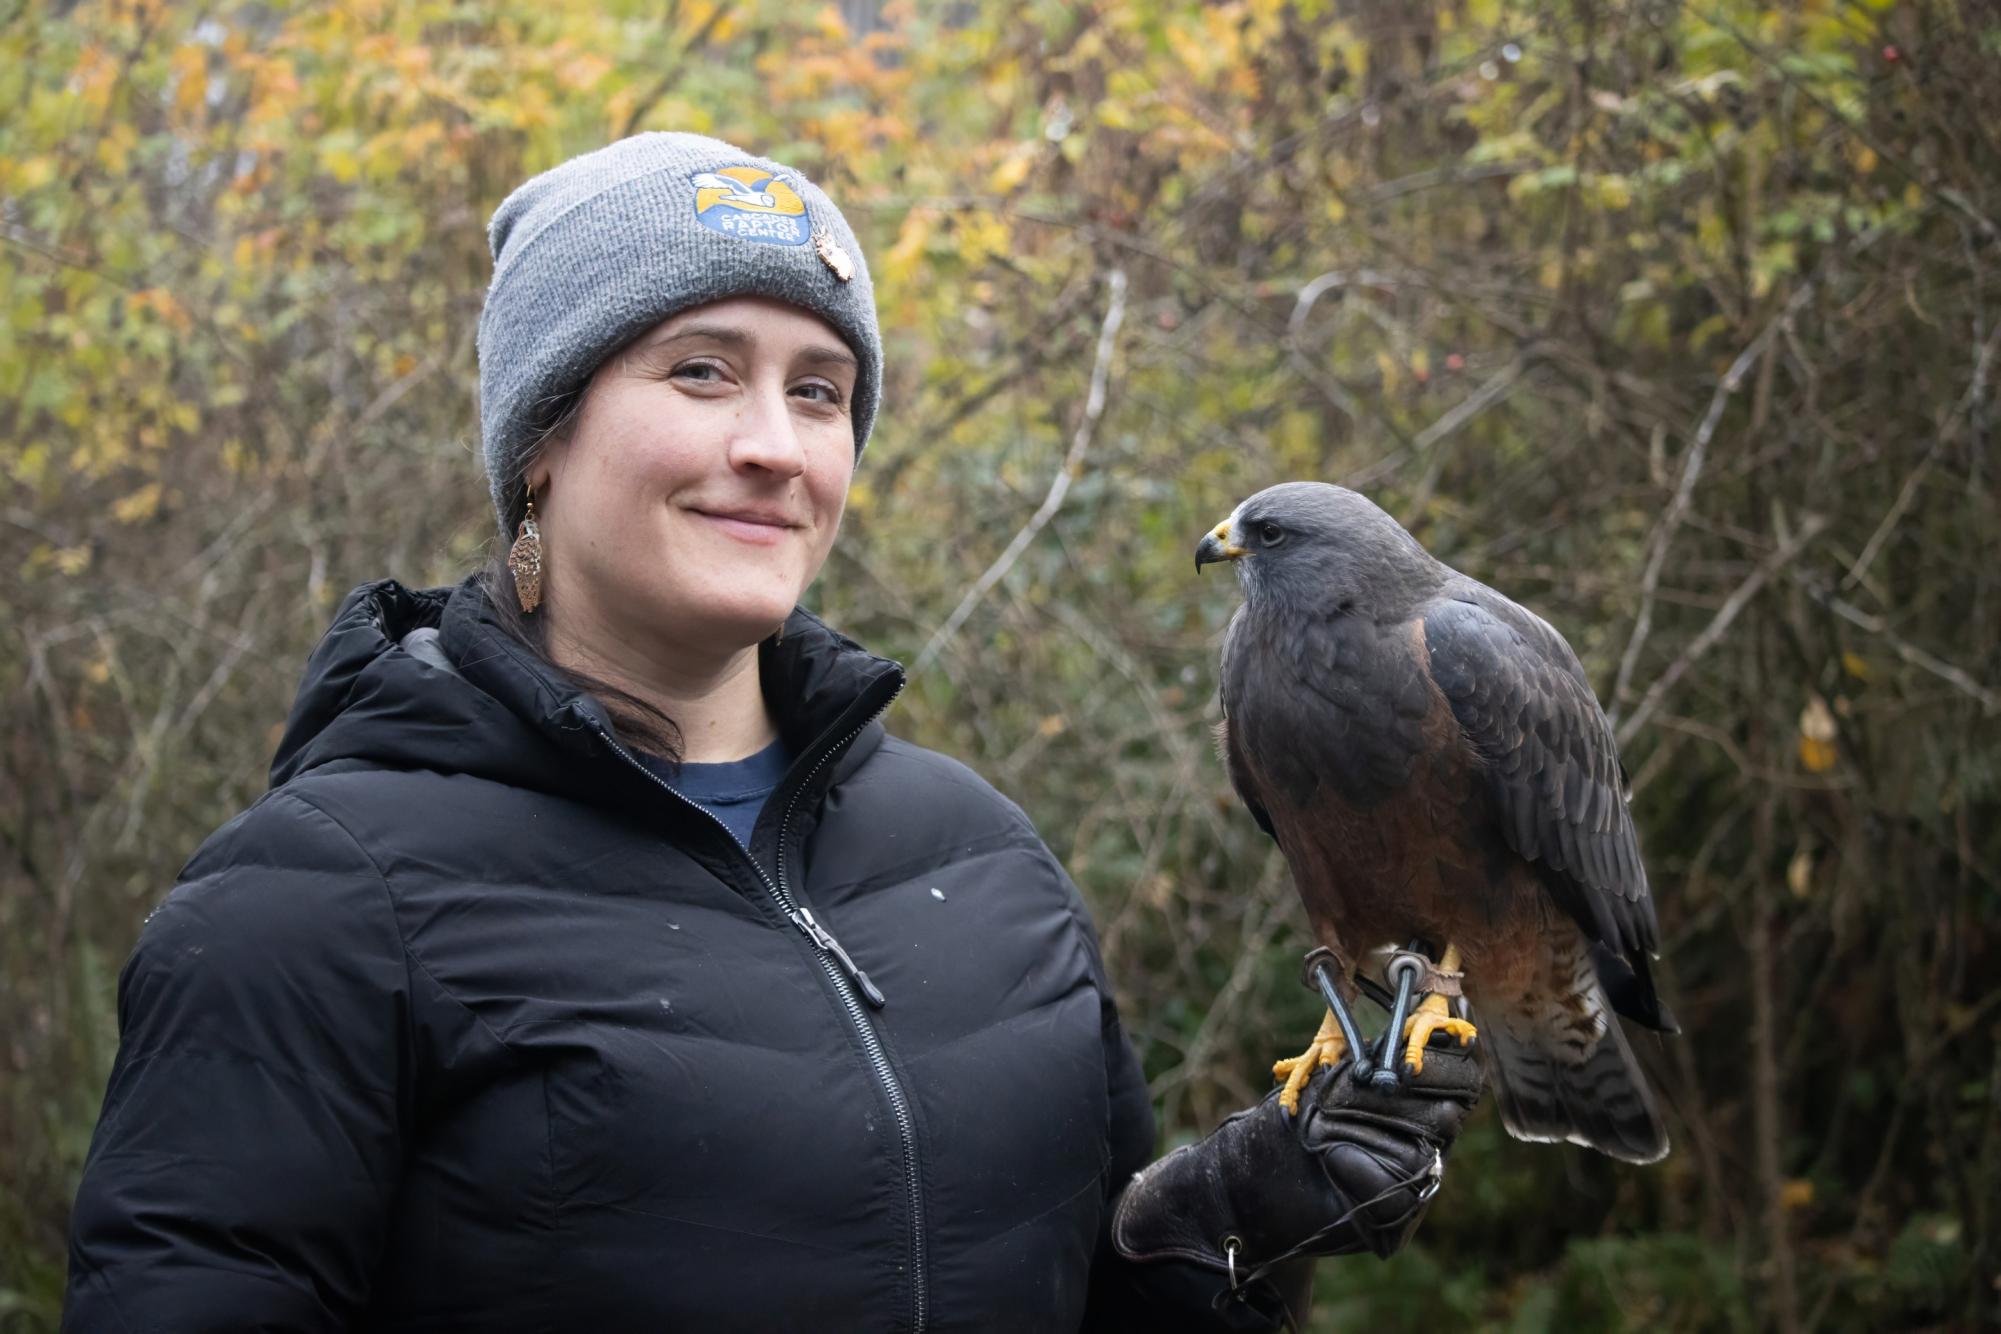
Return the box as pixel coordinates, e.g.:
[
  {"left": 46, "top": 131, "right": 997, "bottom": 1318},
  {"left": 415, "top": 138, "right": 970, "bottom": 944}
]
[
  {"left": 673, "top": 591, "right": 800, "bottom": 646},
  {"left": 617, "top": 559, "right": 809, "bottom": 649}
]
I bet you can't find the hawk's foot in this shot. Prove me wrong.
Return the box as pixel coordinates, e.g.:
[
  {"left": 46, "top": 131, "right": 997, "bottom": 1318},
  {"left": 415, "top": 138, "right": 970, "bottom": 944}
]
[
  {"left": 1399, "top": 993, "right": 1476, "bottom": 1078},
  {"left": 1273, "top": 1008, "right": 1348, "bottom": 1115}
]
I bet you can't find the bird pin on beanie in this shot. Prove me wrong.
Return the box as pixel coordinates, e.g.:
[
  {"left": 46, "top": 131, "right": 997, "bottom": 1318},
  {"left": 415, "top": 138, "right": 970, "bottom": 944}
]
[{"left": 475, "top": 132, "right": 882, "bottom": 540}]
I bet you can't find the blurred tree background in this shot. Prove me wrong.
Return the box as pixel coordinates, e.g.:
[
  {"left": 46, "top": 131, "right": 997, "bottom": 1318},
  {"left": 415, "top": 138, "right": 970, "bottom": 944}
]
[{"left": 3, "top": 0, "right": 1996, "bottom": 1328}]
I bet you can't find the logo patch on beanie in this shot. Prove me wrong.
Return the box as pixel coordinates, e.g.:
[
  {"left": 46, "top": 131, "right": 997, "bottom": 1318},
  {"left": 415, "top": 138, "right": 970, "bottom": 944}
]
[{"left": 689, "top": 166, "right": 809, "bottom": 246}]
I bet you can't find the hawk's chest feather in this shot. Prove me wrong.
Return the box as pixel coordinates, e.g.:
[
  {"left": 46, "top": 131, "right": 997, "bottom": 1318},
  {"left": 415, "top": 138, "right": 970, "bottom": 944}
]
[
  {"left": 1228, "top": 613, "right": 1506, "bottom": 943},
  {"left": 1228, "top": 613, "right": 1441, "bottom": 809}
]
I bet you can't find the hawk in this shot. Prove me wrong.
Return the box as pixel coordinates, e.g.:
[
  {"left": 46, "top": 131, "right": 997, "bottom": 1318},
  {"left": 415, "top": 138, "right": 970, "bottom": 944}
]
[{"left": 1196, "top": 482, "right": 1674, "bottom": 1164}]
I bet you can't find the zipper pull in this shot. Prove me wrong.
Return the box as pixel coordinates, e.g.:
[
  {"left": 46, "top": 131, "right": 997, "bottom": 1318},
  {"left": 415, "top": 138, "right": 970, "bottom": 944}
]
[{"left": 790, "top": 907, "right": 887, "bottom": 1008}]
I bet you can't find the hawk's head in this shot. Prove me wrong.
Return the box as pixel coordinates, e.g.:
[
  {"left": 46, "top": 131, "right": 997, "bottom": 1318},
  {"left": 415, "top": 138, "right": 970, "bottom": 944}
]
[{"left": 1195, "top": 482, "right": 1440, "bottom": 618}]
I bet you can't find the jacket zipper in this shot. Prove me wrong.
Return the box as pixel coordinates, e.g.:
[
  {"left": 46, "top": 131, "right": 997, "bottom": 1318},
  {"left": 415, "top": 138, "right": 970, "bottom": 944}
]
[
  {"left": 590, "top": 677, "right": 926, "bottom": 1333},
  {"left": 769, "top": 681, "right": 924, "bottom": 1334}
]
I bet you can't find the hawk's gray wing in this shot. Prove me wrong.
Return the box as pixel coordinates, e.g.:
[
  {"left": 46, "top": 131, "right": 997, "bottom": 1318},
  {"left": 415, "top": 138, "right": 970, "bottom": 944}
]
[
  {"left": 1421, "top": 584, "right": 1660, "bottom": 968},
  {"left": 1217, "top": 607, "right": 1276, "bottom": 840}
]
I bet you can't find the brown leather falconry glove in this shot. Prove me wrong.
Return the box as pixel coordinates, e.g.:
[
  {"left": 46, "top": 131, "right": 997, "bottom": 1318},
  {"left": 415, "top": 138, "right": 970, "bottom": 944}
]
[{"left": 1111, "top": 1043, "right": 1482, "bottom": 1328}]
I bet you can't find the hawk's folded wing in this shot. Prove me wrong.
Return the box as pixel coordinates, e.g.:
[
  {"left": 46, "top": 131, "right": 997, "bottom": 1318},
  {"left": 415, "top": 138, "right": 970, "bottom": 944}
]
[{"left": 1421, "top": 587, "right": 1662, "bottom": 987}]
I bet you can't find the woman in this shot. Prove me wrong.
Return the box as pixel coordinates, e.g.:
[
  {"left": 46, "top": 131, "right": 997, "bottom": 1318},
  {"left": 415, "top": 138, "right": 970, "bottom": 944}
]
[{"left": 65, "top": 133, "right": 1479, "bottom": 1333}]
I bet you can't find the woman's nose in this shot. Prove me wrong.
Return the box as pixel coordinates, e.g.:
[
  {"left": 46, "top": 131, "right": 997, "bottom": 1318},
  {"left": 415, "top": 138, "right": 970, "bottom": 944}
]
[{"left": 727, "top": 384, "right": 808, "bottom": 478}]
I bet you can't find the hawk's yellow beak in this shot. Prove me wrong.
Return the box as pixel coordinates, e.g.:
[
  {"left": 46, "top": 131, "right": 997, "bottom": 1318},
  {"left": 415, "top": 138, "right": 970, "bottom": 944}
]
[{"left": 1195, "top": 519, "right": 1249, "bottom": 572}]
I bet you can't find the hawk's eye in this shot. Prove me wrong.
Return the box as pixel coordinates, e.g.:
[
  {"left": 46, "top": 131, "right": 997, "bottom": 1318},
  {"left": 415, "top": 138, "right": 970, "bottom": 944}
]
[{"left": 1257, "top": 521, "right": 1284, "bottom": 546}]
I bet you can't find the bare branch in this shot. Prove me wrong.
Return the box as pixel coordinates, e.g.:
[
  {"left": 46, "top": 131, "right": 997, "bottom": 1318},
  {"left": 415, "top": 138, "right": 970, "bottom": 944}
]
[
  {"left": 1617, "top": 513, "right": 1830, "bottom": 746},
  {"left": 915, "top": 268, "right": 1127, "bottom": 673},
  {"left": 1792, "top": 574, "right": 2001, "bottom": 714},
  {"left": 1843, "top": 322, "right": 2000, "bottom": 590},
  {"left": 1286, "top": 268, "right": 1403, "bottom": 341},
  {"left": 1391, "top": 355, "right": 1530, "bottom": 519},
  {"left": 1611, "top": 280, "right": 1818, "bottom": 724}
]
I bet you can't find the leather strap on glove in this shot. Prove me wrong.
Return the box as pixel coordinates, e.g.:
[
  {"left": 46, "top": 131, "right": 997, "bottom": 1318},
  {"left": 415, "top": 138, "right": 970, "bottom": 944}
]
[{"left": 1111, "top": 1044, "right": 1481, "bottom": 1321}]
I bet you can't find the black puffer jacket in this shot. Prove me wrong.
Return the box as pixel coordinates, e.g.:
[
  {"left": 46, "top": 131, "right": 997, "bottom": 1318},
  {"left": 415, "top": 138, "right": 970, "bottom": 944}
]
[{"left": 65, "top": 573, "right": 1265, "bottom": 1333}]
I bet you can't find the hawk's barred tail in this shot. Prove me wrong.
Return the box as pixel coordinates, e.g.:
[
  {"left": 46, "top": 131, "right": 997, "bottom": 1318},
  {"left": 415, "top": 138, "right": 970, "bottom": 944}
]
[
  {"left": 1474, "top": 945, "right": 1670, "bottom": 1165},
  {"left": 1480, "top": 1010, "right": 1668, "bottom": 1164}
]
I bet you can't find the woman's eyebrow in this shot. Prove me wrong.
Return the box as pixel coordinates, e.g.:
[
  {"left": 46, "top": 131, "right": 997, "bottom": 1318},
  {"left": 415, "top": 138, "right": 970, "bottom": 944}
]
[
  {"left": 794, "top": 345, "right": 857, "bottom": 371},
  {"left": 637, "top": 323, "right": 751, "bottom": 353},
  {"left": 634, "top": 326, "right": 853, "bottom": 372}
]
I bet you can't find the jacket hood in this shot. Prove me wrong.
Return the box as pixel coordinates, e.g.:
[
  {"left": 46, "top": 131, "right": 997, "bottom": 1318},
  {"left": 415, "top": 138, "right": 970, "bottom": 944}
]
[{"left": 268, "top": 572, "right": 905, "bottom": 797}]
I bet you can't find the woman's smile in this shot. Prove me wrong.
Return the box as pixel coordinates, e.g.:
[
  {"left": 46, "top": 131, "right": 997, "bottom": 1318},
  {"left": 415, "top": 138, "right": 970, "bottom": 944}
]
[{"left": 687, "top": 503, "right": 802, "bottom": 546}]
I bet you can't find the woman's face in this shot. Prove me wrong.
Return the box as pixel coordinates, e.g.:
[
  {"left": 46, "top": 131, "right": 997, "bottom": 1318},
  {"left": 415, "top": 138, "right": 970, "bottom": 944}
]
[{"left": 531, "top": 296, "right": 859, "bottom": 654}]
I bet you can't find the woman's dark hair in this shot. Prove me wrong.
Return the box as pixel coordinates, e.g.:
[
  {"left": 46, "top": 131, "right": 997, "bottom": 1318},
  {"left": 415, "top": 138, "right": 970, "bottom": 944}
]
[{"left": 477, "top": 382, "right": 685, "bottom": 764}]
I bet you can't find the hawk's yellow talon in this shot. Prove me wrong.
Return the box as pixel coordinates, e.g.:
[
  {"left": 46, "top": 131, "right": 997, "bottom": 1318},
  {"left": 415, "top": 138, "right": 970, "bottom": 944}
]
[
  {"left": 1273, "top": 1007, "right": 1348, "bottom": 1114},
  {"left": 1399, "top": 993, "right": 1477, "bottom": 1076}
]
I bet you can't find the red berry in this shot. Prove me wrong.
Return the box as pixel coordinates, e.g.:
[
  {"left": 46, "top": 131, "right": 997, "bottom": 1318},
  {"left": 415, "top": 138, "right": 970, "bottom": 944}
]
[
  {"left": 1882, "top": 44, "right": 1899, "bottom": 62},
  {"left": 1445, "top": 352, "right": 1465, "bottom": 371}
]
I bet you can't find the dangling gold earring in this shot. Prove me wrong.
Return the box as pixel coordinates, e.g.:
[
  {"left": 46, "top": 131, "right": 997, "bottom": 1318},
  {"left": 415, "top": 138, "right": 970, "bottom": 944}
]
[{"left": 508, "top": 482, "right": 543, "bottom": 613}]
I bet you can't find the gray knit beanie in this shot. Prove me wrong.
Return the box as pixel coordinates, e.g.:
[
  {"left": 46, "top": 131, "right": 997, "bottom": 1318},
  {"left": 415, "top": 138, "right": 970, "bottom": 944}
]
[{"left": 477, "top": 132, "right": 881, "bottom": 540}]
